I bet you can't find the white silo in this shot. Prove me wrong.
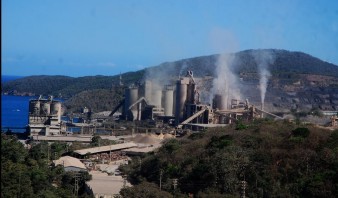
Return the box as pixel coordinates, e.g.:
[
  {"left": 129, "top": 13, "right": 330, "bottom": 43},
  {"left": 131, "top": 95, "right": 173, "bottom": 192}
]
[
  {"left": 163, "top": 85, "right": 174, "bottom": 116},
  {"left": 151, "top": 90, "right": 162, "bottom": 108},
  {"left": 34, "top": 100, "right": 40, "bottom": 115},
  {"left": 175, "top": 77, "right": 189, "bottom": 123},
  {"left": 51, "top": 102, "right": 62, "bottom": 120},
  {"left": 144, "top": 80, "right": 152, "bottom": 103},
  {"left": 125, "top": 86, "right": 139, "bottom": 120},
  {"left": 43, "top": 101, "right": 51, "bottom": 115}
]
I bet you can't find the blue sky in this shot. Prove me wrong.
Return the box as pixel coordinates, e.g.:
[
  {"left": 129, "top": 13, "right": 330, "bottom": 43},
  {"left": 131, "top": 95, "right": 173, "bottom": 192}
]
[{"left": 2, "top": 0, "right": 338, "bottom": 77}]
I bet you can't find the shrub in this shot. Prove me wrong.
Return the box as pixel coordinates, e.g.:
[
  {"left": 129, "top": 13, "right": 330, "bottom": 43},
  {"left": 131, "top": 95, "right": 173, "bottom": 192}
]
[{"left": 292, "top": 127, "right": 310, "bottom": 138}]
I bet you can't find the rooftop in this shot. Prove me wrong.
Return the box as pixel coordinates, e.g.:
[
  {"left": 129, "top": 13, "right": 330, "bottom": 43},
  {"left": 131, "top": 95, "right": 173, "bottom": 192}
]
[
  {"left": 53, "top": 156, "right": 86, "bottom": 170},
  {"left": 73, "top": 142, "right": 138, "bottom": 155}
]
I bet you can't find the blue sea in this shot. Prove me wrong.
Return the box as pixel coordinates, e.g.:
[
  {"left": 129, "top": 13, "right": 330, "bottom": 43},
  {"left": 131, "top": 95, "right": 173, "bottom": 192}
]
[{"left": 1, "top": 95, "right": 38, "bottom": 129}]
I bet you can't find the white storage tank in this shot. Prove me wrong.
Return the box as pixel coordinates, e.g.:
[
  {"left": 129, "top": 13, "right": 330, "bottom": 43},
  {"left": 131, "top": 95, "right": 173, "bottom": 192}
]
[
  {"left": 175, "top": 77, "right": 189, "bottom": 122},
  {"left": 151, "top": 90, "right": 162, "bottom": 108},
  {"left": 34, "top": 100, "right": 40, "bottom": 115},
  {"left": 163, "top": 85, "right": 174, "bottom": 116},
  {"left": 125, "top": 86, "right": 139, "bottom": 120},
  {"left": 51, "top": 102, "right": 62, "bottom": 122},
  {"left": 144, "top": 80, "right": 152, "bottom": 103},
  {"left": 43, "top": 102, "right": 51, "bottom": 115}
]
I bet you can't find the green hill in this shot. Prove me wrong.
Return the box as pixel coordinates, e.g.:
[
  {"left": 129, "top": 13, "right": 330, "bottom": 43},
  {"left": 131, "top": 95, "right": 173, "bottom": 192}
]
[
  {"left": 119, "top": 120, "right": 338, "bottom": 197},
  {"left": 2, "top": 49, "right": 338, "bottom": 113}
]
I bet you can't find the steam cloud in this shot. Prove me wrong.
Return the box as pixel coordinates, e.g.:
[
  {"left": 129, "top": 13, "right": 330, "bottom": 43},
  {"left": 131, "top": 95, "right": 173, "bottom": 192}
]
[
  {"left": 211, "top": 53, "right": 242, "bottom": 109},
  {"left": 252, "top": 50, "right": 275, "bottom": 107}
]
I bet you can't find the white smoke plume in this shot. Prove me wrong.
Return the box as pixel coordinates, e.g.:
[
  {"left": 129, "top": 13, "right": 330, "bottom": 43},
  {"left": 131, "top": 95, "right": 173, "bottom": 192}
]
[
  {"left": 208, "top": 28, "right": 242, "bottom": 109},
  {"left": 211, "top": 53, "right": 242, "bottom": 109},
  {"left": 179, "top": 61, "right": 188, "bottom": 77},
  {"left": 252, "top": 50, "right": 275, "bottom": 107}
]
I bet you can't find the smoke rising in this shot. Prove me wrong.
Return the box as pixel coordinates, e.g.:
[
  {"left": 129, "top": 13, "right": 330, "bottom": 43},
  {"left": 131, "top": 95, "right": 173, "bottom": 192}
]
[
  {"left": 208, "top": 28, "right": 242, "bottom": 109},
  {"left": 252, "top": 50, "right": 275, "bottom": 106},
  {"left": 211, "top": 53, "right": 242, "bottom": 109}
]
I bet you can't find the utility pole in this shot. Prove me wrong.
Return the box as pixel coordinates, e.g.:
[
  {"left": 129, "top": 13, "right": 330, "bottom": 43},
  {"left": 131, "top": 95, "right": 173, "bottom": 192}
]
[
  {"left": 74, "top": 172, "right": 81, "bottom": 197},
  {"left": 159, "top": 169, "right": 163, "bottom": 191},
  {"left": 172, "top": 178, "right": 178, "bottom": 193},
  {"left": 138, "top": 157, "right": 142, "bottom": 170},
  {"left": 240, "top": 180, "right": 247, "bottom": 198},
  {"left": 47, "top": 144, "right": 49, "bottom": 165}
]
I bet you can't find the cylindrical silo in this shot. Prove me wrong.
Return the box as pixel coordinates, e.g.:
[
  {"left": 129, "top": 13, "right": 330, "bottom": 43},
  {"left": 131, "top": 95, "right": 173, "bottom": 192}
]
[
  {"left": 163, "top": 85, "right": 174, "bottom": 116},
  {"left": 34, "top": 100, "right": 40, "bottom": 115},
  {"left": 51, "top": 102, "right": 62, "bottom": 119},
  {"left": 175, "top": 78, "right": 188, "bottom": 123},
  {"left": 213, "top": 94, "right": 227, "bottom": 110},
  {"left": 43, "top": 102, "right": 51, "bottom": 115},
  {"left": 125, "top": 86, "right": 139, "bottom": 120},
  {"left": 144, "top": 80, "right": 152, "bottom": 103},
  {"left": 151, "top": 90, "right": 162, "bottom": 108}
]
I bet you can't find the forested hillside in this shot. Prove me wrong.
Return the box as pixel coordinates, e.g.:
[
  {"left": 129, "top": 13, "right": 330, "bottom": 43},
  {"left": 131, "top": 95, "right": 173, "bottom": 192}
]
[
  {"left": 63, "top": 88, "right": 124, "bottom": 113},
  {"left": 1, "top": 134, "right": 93, "bottom": 197},
  {"left": 2, "top": 70, "right": 144, "bottom": 98},
  {"left": 119, "top": 120, "right": 338, "bottom": 197},
  {"left": 3, "top": 49, "right": 337, "bottom": 98},
  {"left": 2, "top": 49, "right": 338, "bottom": 113}
]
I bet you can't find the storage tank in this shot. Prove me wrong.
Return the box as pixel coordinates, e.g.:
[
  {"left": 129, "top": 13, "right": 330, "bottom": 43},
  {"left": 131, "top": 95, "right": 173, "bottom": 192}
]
[
  {"left": 34, "top": 100, "right": 40, "bottom": 115},
  {"left": 163, "top": 85, "right": 174, "bottom": 116},
  {"left": 124, "top": 86, "right": 139, "bottom": 120},
  {"left": 51, "top": 102, "right": 62, "bottom": 119},
  {"left": 175, "top": 78, "right": 189, "bottom": 123},
  {"left": 213, "top": 94, "right": 227, "bottom": 110},
  {"left": 43, "top": 102, "right": 51, "bottom": 115},
  {"left": 151, "top": 90, "right": 162, "bottom": 108},
  {"left": 144, "top": 80, "right": 152, "bottom": 103}
]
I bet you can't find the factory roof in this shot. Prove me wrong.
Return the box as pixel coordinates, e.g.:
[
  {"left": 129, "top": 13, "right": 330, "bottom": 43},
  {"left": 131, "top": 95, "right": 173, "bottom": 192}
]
[
  {"left": 73, "top": 142, "right": 138, "bottom": 155},
  {"left": 31, "top": 135, "right": 92, "bottom": 143},
  {"left": 184, "top": 123, "right": 228, "bottom": 128},
  {"left": 53, "top": 156, "right": 86, "bottom": 170}
]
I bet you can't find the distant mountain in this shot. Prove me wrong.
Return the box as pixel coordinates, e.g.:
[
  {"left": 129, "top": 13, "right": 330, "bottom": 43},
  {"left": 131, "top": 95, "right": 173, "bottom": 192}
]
[
  {"left": 146, "top": 49, "right": 338, "bottom": 78},
  {"left": 1, "top": 75, "right": 25, "bottom": 83},
  {"left": 2, "top": 49, "right": 338, "bottom": 112},
  {"left": 1, "top": 71, "right": 143, "bottom": 98}
]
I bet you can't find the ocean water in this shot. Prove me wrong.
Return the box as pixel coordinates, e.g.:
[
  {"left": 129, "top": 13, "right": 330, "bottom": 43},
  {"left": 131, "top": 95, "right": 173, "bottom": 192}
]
[{"left": 1, "top": 95, "right": 37, "bottom": 128}]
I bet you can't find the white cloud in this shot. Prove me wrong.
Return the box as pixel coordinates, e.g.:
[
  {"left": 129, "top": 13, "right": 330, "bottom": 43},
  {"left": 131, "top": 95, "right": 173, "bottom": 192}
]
[{"left": 97, "top": 62, "right": 116, "bottom": 67}]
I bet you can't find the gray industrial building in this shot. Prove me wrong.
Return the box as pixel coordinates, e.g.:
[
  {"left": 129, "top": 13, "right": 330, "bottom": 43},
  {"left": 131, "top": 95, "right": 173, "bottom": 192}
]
[
  {"left": 28, "top": 96, "right": 64, "bottom": 136},
  {"left": 110, "top": 70, "right": 282, "bottom": 131}
]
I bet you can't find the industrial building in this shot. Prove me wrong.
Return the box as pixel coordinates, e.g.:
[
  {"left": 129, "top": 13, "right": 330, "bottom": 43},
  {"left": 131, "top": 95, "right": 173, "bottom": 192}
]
[
  {"left": 28, "top": 95, "right": 64, "bottom": 136},
  {"left": 110, "top": 70, "right": 282, "bottom": 131},
  {"left": 53, "top": 156, "right": 87, "bottom": 172}
]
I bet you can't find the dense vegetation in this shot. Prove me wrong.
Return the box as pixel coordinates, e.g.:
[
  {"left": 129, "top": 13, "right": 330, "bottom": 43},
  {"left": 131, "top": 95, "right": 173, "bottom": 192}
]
[
  {"left": 63, "top": 87, "right": 124, "bottom": 113},
  {"left": 1, "top": 134, "right": 93, "bottom": 198},
  {"left": 119, "top": 120, "right": 338, "bottom": 197},
  {"left": 2, "top": 70, "right": 144, "bottom": 98}
]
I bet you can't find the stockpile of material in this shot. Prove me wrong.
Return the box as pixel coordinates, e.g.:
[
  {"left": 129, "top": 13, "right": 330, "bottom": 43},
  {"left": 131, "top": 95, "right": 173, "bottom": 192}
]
[{"left": 129, "top": 134, "right": 161, "bottom": 144}]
